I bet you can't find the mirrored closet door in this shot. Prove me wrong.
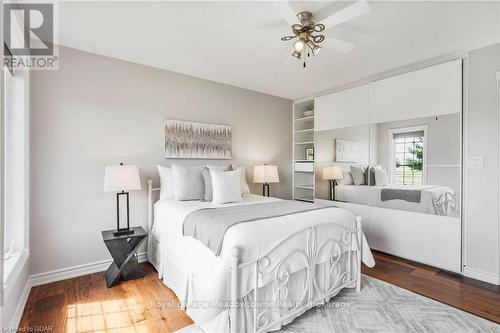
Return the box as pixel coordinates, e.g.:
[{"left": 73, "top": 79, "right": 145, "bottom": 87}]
[{"left": 314, "top": 59, "right": 463, "bottom": 272}]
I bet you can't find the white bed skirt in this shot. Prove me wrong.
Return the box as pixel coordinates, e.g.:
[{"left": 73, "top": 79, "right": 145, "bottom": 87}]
[{"left": 149, "top": 236, "right": 356, "bottom": 333}]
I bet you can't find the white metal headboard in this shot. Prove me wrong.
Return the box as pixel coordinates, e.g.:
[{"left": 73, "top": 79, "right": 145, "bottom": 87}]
[{"left": 147, "top": 179, "right": 160, "bottom": 257}]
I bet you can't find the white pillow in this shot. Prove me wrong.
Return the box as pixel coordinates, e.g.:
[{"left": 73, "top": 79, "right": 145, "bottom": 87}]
[
  {"left": 157, "top": 165, "right": 174, "bottom": 200},
  {"left": 207, "top": 164, "right": 232, "bottom": 171},
  {"left": 374, "top": 168, "right": 389, "bottom": 186},
  {"left": 210, "top": 169, "right": 242, "bottom": 204},
  {"left": 232, "top": 166, "right": 250, "bottom": 194},
  {"left": 350, "top": 165, "right": 367, "bottom": 186},
  {"left": 202, "top": 165, "right": 232, "bottom": 201},
  {"left": 338, "top": 170, "right": 354, "bottom": 185},
  {"left": 171, "top": 164, "right": 205, "bottom": 201}
]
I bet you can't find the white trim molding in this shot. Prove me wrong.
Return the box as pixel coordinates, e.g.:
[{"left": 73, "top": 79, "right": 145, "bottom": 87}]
[
  {"left": 496, "top": 71, "right": 500, "bottom": 285},
  {"left": 3, "top": 250, "right": 29, "bottom": 295},
  {"left": 463, "top": 267, "right": 499, "bottom": 285},
  {"left": 8, "top": 252, "right": 148, "bottom": 330},
  {"left": 30, "top": 252, "right": 148, "bottom": 287},
  {"left": 7, "top": 274, "right": 31, "bottom": 331}
]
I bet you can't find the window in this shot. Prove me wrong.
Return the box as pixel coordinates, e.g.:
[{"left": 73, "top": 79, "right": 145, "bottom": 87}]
[
  {"left": 390, "top": 126, "right": 427, "bottom": 185},
  {"left": 3, "top": 57, "right": 29, "bottom": 284}
]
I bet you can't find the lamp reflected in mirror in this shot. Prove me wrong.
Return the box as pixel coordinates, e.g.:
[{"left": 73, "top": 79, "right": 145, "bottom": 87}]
[{"left": 323, "top": 165, "right": 343, "bottom": 201}]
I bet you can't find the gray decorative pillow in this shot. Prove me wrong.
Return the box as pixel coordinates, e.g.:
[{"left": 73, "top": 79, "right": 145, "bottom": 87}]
[
  {"left": 365, "top": 167, "right": 375, "bottom": 186},
  {"left": 202, "top": 165, "right": 232, "bottom": 201},
  {"left": 171, "top": 164, "right": 205, "bottom": 201},
  {"left": 366, "top": 166, "right": 382, "bottom": 186},
  {"left": 350, "top": 165, "right": 366, "bottom": 186},
  {"left": 201, "top": 167, "right": 212, "bottom": 201}
]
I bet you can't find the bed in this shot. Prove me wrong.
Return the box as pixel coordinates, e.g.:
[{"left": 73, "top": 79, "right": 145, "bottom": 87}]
[
  {"left": 146, "top": 180, "right": 374, "bottom": 333},
  {"left": 336, "top": 184, "right": 458, "bottom": 216}
]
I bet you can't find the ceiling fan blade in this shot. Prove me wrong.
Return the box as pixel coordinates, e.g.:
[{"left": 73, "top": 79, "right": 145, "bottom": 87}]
[
  {"left": 318, "top": 1, "right": 370, "bottom": 30},
  {"left": 323, "top": 38, "right": 354, "bottom": 53},
  {"left": 272, "top": 1, "right": 298, "bottom": 26},
  {"left": 243, "top": 36, "right": 282, "bottom": 44}
]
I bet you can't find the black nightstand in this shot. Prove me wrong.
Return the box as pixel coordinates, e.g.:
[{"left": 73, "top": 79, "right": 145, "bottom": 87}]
[{"left": 101, "top": 226, "right": 147, "bottom": 288}]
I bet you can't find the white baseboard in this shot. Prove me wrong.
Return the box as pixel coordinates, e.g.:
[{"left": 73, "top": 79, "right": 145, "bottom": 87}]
[
  {"left": 7, "top": 276, "right": 32, "bottom": 331},
  {"left": 8, "top": 252, "right": 148, "bottom": 329},
  {"left": 30, "top": 252, "right": 148, "bottom": 287},
  {"left": 463, "top": 266, "right": 500, "bottom": 285}
]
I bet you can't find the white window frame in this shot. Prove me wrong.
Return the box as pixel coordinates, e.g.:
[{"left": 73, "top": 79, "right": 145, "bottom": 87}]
[
  {"left": 2, "top": 66, "right": 30, "bottom": 294},
  {"left": 388, "top": 125, "right": 428, "bottom": 185}
]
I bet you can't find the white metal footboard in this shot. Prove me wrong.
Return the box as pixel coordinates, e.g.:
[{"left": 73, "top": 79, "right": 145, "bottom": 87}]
[
  {"left": 229, "top": 217, "right": 362, "bottom": 333},
  {"left": 147, "top": 179, "right": 362, "bottom": 333}
]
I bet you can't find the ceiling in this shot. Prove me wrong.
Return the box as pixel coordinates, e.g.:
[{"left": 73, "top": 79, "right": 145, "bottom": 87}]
[{"left": 58, "top": 1, "right": 500, "bottom": 100}]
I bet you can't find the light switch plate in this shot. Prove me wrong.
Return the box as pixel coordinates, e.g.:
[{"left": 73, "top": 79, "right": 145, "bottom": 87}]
[{"left": 467, "top": 156, "right": 483, "bottom": 168}]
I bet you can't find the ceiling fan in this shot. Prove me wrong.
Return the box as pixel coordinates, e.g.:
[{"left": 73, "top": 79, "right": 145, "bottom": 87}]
[{"left": 274, "top": 1, "right": 370, "bottom": 68}]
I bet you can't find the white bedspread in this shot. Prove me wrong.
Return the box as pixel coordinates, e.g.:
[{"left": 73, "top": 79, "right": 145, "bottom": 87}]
[
  {"left": 336, "top": 184, "right": 457, "bottom": 215},
  {"left": 152, "top": 194, "right": 374, "bottom": 329}
]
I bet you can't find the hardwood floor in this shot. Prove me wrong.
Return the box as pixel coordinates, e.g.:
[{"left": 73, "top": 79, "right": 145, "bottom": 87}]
[
  {"left": 362, "top": 251, "right": 500, "bottom": 324},
  {"left": 19, "top": 252, "right": 499, "bottom": 332},
  {"left": 19, "top": 263, "right": 193, "bottom": 333}
]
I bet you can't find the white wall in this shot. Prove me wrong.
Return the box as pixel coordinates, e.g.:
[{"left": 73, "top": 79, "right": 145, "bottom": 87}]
[
  {"left": 29, "top": 46, "right": 292, "bottom": 275},
  {"left": 465, "top": 43, "right": 500, "bottom": 284}
]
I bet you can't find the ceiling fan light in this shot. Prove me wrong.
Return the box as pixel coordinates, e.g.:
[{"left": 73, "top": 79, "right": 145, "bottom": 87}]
[
  {"left": 306, "top": 40, "right": 321, "bottom": 54},
  {"left": 291, "top": 50, "right": 301, "bottom": 59},
  {"left": 293, "top": 39, "right": 306, "bottom": 52}
]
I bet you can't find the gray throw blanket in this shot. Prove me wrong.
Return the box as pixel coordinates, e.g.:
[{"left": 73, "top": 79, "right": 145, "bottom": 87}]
[
  {"left": 183, "top": 201, "right": 331, "bottom": 256},
  {"left": 381, "top": 188, "right": 421, "bottom": 203}
]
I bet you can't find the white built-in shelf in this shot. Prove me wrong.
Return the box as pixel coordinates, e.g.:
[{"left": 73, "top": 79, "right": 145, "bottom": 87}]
[
  {"left": 293, "top": 99, "right": 315, "bottom": 204},
  {"left": 295, "top": 185, "right": 314, "bottom": 190},
  {"left": 294, "top": 116, "right": 315, "bottom": 122},
  {"left": 294, "top": 128, "right": 314, "bottom": 133}
]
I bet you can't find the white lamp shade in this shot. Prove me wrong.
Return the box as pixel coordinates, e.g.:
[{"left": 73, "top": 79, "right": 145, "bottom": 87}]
[
  {"left": 253, "top": 165, "right": 279, "bottom": 183},
  {"left": 323, "top": 166, "right": 343, "bottom": 180},
  {"left": 104, "top": 165, "right": 142, "bottom": 192}
]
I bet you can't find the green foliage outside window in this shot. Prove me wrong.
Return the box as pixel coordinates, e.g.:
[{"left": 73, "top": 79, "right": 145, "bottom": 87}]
[{"left": 406, "top": 143, "right": 423, "bottom": 171}]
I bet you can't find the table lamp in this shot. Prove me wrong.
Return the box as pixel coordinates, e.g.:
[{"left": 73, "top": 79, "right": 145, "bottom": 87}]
[
  {"left": 253, "top": 164, "right": 279, "bottom": 197},
  {"left": 104, "top": 163, "right": 142, "bottom": 236},
  {"left": 323, "top": 165, "right": 343, "bottom": 201}
]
